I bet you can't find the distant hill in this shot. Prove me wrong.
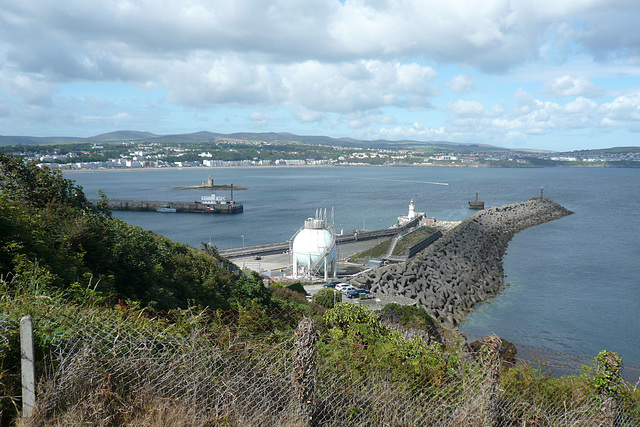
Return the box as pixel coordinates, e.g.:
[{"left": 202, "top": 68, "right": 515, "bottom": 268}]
[
  {"left": 2, "top": 130, "right": 636, "bottom": 154},
  {"left": 0, "top": 130, "right": 640, "bottom": 154},
  {"left": 1, "top": 130, "right": 481, "bottom": 150},
  {"left": 87, "top": 130, "right": 158, "bottom": 142},
  {"left": 0, "top": 135, "right": 87, "bottom": 145},
  {"left": 567, "top": 146, "right": 640, "bottom": 154}
]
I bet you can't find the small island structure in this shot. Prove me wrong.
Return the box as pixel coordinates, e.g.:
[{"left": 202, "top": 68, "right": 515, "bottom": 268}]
[
  {"left": 171, "top": 176, "right": 248, "bottom": 191},
  {"left": 468, "top": 193, "right": 485, "bottom": 209}
]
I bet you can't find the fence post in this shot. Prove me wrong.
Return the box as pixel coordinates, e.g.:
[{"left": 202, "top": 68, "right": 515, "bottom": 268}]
[
  {"left": 20, "top": 315, "right": 36, "bottom": 418},
  {"left": 594, "top": 350, "right": 622, "bottom": 426},
  {"left": 293, "top": 317, "right": 318, "bottom": 427},
  {"left": 480, "top": 334, "right": 502, "bottom": 426}
]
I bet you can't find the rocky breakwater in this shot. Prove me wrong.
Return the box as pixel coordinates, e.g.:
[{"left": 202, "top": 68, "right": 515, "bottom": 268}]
[{"left": 347, "top": 198, "right": 574, "bottom": 328}]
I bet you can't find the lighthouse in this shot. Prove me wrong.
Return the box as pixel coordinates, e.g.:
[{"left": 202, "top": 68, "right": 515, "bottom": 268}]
[
  {"left": 397, "top": 198, "right": 434, "bottom": 227},
  {"left": 408, "top": 199, "right": 416, "bottom": 220}
]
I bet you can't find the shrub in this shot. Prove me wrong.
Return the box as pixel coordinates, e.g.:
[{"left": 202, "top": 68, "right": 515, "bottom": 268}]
[
  {"left": 284, "top": 281, "right": 307, "bottom": 295},
  {"left": 313, "top": 288, "right": 339, "bottom": 309}
]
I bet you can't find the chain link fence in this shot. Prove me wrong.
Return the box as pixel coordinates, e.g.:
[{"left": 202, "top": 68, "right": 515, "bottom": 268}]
[{"left": 1, "top": 307, "right": 639, "bottom": 426}]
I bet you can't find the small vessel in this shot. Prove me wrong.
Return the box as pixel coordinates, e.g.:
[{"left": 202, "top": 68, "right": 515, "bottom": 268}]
[
  {"left": 199, "top": 193, "right": 243, "bottom": 214},
  {"left": 155, "top": 204, "right": 177, "bottom": 213}
]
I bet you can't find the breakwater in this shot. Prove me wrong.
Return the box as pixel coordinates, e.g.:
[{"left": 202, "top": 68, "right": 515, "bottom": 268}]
[{"left": 347, "top": 198, "right": 574, "bottom": 328}]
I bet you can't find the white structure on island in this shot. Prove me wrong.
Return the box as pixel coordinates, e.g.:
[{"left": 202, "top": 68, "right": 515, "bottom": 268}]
[{"left": 291, "top": 208, "right": 337, "bottom": 280}]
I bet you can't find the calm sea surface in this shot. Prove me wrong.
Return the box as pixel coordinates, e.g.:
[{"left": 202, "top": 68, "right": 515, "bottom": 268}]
[{"left": 65, "top": 166, "right": 640, "bottom": 365}]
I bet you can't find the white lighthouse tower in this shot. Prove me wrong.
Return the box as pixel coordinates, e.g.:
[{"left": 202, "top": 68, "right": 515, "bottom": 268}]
[{"left": 408, "top": 199, "right": 416, "bottom": 220}]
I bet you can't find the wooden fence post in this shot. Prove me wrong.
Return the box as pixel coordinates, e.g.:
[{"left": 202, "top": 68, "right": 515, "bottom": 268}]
[
  {"left": 20, "top": 315, "right": 36, "bottom": 418},
  {"left": 293, "top": 317, "right": 318, "bottom": 427},
  {"left": 595, "top": 350, "right": 622, "bottom": 427},
  {"left": 481, "top": 334, "right": 502, "bottom": 426}
]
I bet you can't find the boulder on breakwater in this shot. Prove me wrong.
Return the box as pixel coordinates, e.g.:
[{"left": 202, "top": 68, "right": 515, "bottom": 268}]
[{"left": 347, "top": 198, "right": 573, "bottom": 328}]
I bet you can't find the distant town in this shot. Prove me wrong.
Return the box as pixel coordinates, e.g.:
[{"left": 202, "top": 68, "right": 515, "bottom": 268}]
[{"left": 1, "top": 132, "right": 639, "bottom": 170}]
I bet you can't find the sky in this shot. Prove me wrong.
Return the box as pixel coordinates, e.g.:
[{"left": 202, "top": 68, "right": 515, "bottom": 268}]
[{"left": 1, "top": 1, "right": 640, "bottom": 151}]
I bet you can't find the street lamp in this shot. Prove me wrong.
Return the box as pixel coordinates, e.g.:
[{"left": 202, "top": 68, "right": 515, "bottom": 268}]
[{"left": 241, "top": 235, "right": 245, "bottom": 247}]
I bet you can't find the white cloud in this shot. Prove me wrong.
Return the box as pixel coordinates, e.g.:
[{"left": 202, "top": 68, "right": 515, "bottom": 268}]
[
  {"left": 249, "top": 111, "right": 277, "bottom": 125},
  {"left": 284, "top": 60, "right": 437, "bottom": 112},
  {"left": 563, "top": 97, "right": 598, "bottom": 114},
  {"left": 161, "top": 54, "right": 285, "bottom": 107},
  {"left": 293, "top": 108, "right": 324, "bottom": 123},
  {"left": 0, "top": 71, "right": 57, "bottom": 105},
  {"left": 2, "top": 0, "right": 640, "bottom": 147},
  {"left": 600, "top": 93, "right": 640, "bottom": 131},
  {"left": 541, "top": 75, "right": 604, "bottom": 97},
  {"left": 446, "top": 74, "right": 476, "bottom": 94},
  {"left": 441, "top": 87, "right": 640, "bottom": 144},
  {"left": 3, "top": 0, "right": 635, "bottom": 89},
  {"left": 448, "top": 100, "right": 488, "bottom": 117},
  {"left": 375, "top": 123, "right": 445, "bottom": 140},
  {"left": 158, "top": 57, "right": 437, "bottom": 112}
]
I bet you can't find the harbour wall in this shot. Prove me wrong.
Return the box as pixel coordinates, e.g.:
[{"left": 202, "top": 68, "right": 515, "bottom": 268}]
[
  {"left": 347, "top": 198, "right": 574, "bottom": 328},
  {"left": 91, "top": 199, "right": 243, "bottom": 214}
]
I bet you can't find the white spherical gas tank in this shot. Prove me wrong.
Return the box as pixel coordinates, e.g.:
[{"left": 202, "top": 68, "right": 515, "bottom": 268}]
[{"left": 292, "top": 218, "right": 335, "bottom": 267}]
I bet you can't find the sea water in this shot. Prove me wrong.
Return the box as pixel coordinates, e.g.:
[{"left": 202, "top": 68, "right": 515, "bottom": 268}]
[{"left": 65, "top": 166, "right": 640, "bottom": 365}]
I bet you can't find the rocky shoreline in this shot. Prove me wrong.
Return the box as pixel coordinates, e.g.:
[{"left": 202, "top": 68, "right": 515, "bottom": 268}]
[{"left": 347, "top": 198, "right": 574, "bottom": 328}]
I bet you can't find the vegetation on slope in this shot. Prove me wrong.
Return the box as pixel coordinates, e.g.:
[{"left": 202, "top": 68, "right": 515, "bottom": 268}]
[
  {"left": 0, "top": 153, "right": 252, "bottom": 311},
  {"left": 348, "top": 226, "right": 438, "bottom": 262}
]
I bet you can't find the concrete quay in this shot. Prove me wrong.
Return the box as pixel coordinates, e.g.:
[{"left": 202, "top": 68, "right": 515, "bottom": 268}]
[{"left": 346, "top": 198, "right": 574, "bottom": 328}]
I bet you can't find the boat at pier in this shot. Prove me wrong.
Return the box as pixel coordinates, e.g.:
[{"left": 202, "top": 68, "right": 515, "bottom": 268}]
[{"left": 198, "top": 193, "right": 243, "bottom": 214}]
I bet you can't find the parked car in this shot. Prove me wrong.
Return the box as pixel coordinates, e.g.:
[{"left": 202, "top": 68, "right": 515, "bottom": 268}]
[
  {"left": 345, "top": 288, "right": 372, "bottom": 299},
  {"left": 335, "top": 283, "right": 350, "bottom": 291},
  {"left": 345, "top": 289, "right": 360, "bottom": 299},
  {"left": 339, "top": 285, "right": 355, "bottom": 294},
  {"left": 323, "top": 280, "right": 341, "bottom": 288},
  {"left": 354, "top": 289, "right": 372, "bottom": 299}
]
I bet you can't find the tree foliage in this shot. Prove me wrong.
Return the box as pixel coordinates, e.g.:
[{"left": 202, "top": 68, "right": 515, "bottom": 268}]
[
  {"left": 312, "top": 288, "right": 338, "bottom": 309},
  {"left": 0, "top": 153, "right": 247, "bottom": 311},
  {"left": 320, "top": 303, "right": 460, "bottom": 391}
]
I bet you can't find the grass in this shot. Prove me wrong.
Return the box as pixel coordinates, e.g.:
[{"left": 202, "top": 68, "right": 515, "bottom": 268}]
[{"left": 347, "top": 226, "right": 438, "bottom": 261}]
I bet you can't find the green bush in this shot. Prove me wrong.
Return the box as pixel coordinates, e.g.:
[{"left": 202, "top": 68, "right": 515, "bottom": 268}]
[
  {"left": 313, "top": 288, "right": 339, "bottom": 309},
  {"left": 284, "top": 281, "right": 307, "bottom": 295},
  {"left": 319, "top": 303, "right": 460, "bottom": 392},
  {"left": 0, "top": 154, "right": 245, "bottom": 311}
]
